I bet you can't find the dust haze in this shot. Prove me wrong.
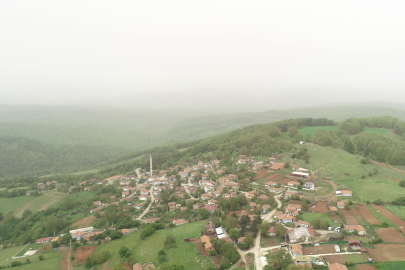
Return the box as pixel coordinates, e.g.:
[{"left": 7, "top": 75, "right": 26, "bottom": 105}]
[{"left": 1, "top": 1, "right": 405, "bottom": 111}]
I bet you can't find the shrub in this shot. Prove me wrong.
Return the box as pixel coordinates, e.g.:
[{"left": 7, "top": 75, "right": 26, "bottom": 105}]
[
  {"left": 110, "top": 231, "right": 123, "bottom": 240},
  {"left": 38, "top": 255, "right": 44, "bottom": 261},
  {"left": 371, "top": 237, "right": 383, "bottom": 244},
  {"left": 208, "top": 250, "right": 217, "bottom": 256},
  {"left": 373, "top": 199, "right": 384, "bottom": 205},
  {"left": 399, "top": 180, "right": 405, "bottom": 187}
]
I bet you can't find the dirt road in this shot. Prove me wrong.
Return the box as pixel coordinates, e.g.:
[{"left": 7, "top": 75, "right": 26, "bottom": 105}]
[{"left": 136, "top": 186, "right": 155, "bottom": 221}]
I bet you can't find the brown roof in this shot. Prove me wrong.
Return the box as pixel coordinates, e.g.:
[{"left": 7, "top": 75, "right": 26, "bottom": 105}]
[
  {"left": 200, "top": 235, "right": 210, "bottom": 243},
  {"left": 290, "top": 244, "right": 303, "bottom": 254},
  {"left": 133, "top": 263, "right": 143, "bottom": 270}
]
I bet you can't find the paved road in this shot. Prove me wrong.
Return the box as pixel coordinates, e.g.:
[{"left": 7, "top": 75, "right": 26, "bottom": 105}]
[{"left": 136, "top": 185, "right": 155, "bottom": 221}]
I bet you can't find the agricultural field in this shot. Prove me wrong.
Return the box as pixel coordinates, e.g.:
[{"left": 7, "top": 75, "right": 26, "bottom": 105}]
[
  {"left": 353, "top": 205, "right": 380, "bottom": 224},
  {"left": 13, "top": 191, "right": 68, "bottom": 218},
  {"left": 366, "top": 244, "right": 405, "bottom": 261},
  {"left": 372, "top": 205, "right": 405, "bottom": 234},
  {"left": 375, "top": 261, "right": 405, "bottom": 270},
  {"left": 375, "top": 227, "right": 405, "bottom": 243},
  {"left": 307, "top": 201, "right": 329, "bottom": 213},
  {"left": 323, "top": 254, "right": 368, "bottom": 264},
  {"left": 301, "top": 212, "right": 332, "bottom": 226},
  {"left": 0, "top": 196, "right": 36, "bottom": 215},
  {"left": 341, "top": 209, "right": 359, "bottom": 225},
  {"left": 302, "top": 244, "right": 336, "bottom": 255},
  {"left": 384, "top": 205, "right": 405, "bottom": 220},
  {"left": 92, "top": 221, "right": 215, "bottom": 270}
]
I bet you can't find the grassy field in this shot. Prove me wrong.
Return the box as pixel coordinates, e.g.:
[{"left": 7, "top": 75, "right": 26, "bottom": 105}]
[
  {"left": 296, "top": 144, "right": 405, "bottom": 202},
  {"left": 15, "top": 243, "right": 42, "bottom": 257},
  {"left": 363, "top": 128, "right": 402, "bottom": 141},
  {"left": 384, "top": 205, "right": 405, "bottom": 220},
  {"left": 92, "top": 221, "right": 216, "bottom": 269},
  {"left": 13, "top": 191, "right": 68, "bottom": 217},
  {"left": 0, "top": 196, "right": 36, "bottom": 215},
  {"left": 375, "top": 261, "right": 405, "bottom": 270},
  {"left": 301, "top": 212, "right": 332, "bottom": 226}
]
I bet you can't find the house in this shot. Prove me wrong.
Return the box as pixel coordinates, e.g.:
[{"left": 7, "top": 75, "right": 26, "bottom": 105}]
[
  {"left": 238, "top": 237, "right": 246, "bottom": 244},
  {"left": 133, "top": 263, "right": 143, "bottom": 270},
  {"left": 36, "top": 237, "right": 51, "bottom": 244},
  {"left": 207, "top": 220, "right": 215, "bottom": 231},
  {"left": 168, "top": 202, "right": 177, "bottom": 211},
  {"left": 139, "top": 195, "right": 148, "bottom": 201},
  {"left": 51, "top": 236, "right": 60, "bottom": 242},
  {"left": 296, "top": 220, "right": 310, "bottom": 228},
  {"left": 219, "top": 177, "right": 230, "bottom": 184},
  {"left": 328, "top": 263, "right": 348, "bottom": 270},
  {"left": 246, "top": 190, "right": 259, "bottom": 199},
  {"left": 290, "top": 244, "right": 303, "bottom": 257},
  {"left": 222, "top": 193, "right": 231, "bottom": 200},
  {"left": 93, "top": 201, "right": 102, "bottom": 206},
  {"left": 292, "top": 172, "right": 309, "bottom": 178},
  {"left": 212, "top": 160, "right": 220, "bottom": 166},
  {"left": 267, "top": 227, "right": 277, "bottom": 237},
  {"left": 180, "top": 207, "right": 188, "bottom": 212},
  {"left": 272, "top": 211, "right": 284, "bottom": 218},
  {"left": 26, "top": 191, "right": 31, "bottom": 196},
  {"left": 289, "top": 227, "right": 315, "bottom": 243},
  {"left": 336, "top": 190, "right": 352, "bottom": 196},
  {"left": 84, "top": 187, "right": 91, "bottom": 191},
  {"left": 135, "top": 203, "right": 144, "bottom": 210},
  {"left": 202, "top": 193, "right": 213, "bottom": 200},
  {"left": 193, "top": 203, "right": 204, "bottom": 211},
  {"left": 140, "top": 190, "right": 149, "bottom": 195},
  {"left": 344, "top": 225, "right": 366, "bottom": 235},
  {"left": 201, "top": 235, "right": 215, "bottom": 251},
  {"left": 270, "top": 163, "right": 284, "bottom": 170},
  {"left": 250, "top": 202, "right": 257, "bottom": 211},
  {"left": 330, "top": 206, "right": 338, "bottom": 212},
  {"left": 264, "top": 181, "right": 277, "bottom": 188},
  {"left": 238, "top": 159, "right": 246, "bottom": 164},
  {"left": 179, "top": 172, "right": 188, "bottom": 178},
  {"left": 122, "top": 191, "right": 129, "bottom": 197},
  {"left": 72, "top": 231, "right": 88, "bottom": 241},
  {"left": 294, "top": 255, "right": 314, "bottom": 266},
  {"left": 337, "top": 201, "right": 346, "bottom": 209},
  {"left": 208, "top": 199, "right": 217, "bottom": 206},
  {"left": 228, "top": 174, "right": 238, "bottom": 181},
  {"left": 110, "top": 196, "right": 116, "bottom": 201},
  {"left": 121, "top": 229, "right": 131, "bottom": 235},
  {"left": 173, "top": 219, "right": 188, "bottom": 226},
  {"left": 302, "top": 182, "right": 315, "bottom": 190},
  {"left": 269, "top": 187, "right": 285, "bottom": 194},
  {"left": 278, "top": 214, "right": 296, "bottom": 224},
  {"left": 262, "top": 204, "right": 271, "bottom": 213},
  {"left": 203, "top": 205, "right": 218, "bottom": 213},
  {"left": 288, "top": 181, "right": 300, "bottom": 189}
]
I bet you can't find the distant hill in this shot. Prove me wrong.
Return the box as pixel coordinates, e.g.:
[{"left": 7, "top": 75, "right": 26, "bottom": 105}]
[{"left": 2, "top": 104, "right": 405, "bottom": 177}]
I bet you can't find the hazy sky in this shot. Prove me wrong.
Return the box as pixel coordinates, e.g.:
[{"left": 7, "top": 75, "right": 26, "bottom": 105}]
[{"left": 1, "top": 1, "right": 405, "bottom": 105}]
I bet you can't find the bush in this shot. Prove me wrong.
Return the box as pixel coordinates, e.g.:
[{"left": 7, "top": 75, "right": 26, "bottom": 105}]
[
  {"left": 140, "top": 225, "right": 155, "bottom": 239},
  {"left": 38, "top": 255, "right": 44, "bottom": 261},
  {"left": 208, "top": 250, "right": 217, "bottom": 256},
  {"left": 399, "top": 180, "right": 405, "bottom": 187},
  {"left": 371, "top": 237, "right": 383, "bottom": 244},
  {"left": 51, "top": 241, "right": 59, "bottom": 248},
  {"left": 373, "top": 199, "right": 384, "bottom": 205},
  {"left": 110, "top": 231, "right": 123, "bottom": 240}
]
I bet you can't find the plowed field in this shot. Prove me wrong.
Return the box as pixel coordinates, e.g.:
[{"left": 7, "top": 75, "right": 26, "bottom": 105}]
[
  {"left": 367, "top": 244, "right": 405, "bottom": 261},
  {"left": 341, "top": 209, "right": 359, "bottom": 225},
  {"left": 74, "top": 246, "right": 97, "bottom": 264},
  {"left": 356, "top": 205, "right": 380, "bottom": 224},
  {"left": 372, "top": 205, "right": 405, "bottom": 234},
  {"left": 307, "top": 201, "right": 328, "bottom": 213},
  {"left": 375, "top": 227, "right": 405, "bottom": 243}
]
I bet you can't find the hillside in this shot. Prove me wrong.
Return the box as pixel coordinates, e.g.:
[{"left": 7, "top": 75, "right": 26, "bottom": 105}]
[{"left": 3, "top": 104, "right": 405, "bottom": 177}]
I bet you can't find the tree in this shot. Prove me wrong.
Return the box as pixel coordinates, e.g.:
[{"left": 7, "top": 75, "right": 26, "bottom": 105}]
[
  {"left": 51, "top": 241, "right": 59, "bottom": 249},
  {"left": 288, "top": 127, "right": 298, "bottom": 138},
  {"left": 70, "top": 255, "right": 75, "bottom": 261},
  {"left": 164, "top": 234, "right": 176, "bottom": 249},
  {"left": 399, "top": 180, "right": 405, "bottom": 187},
  {"left": 259, "top": 220, "right": 271, "bottom": 235},
  {"left": 197, "top": 208, "right": 210, "bottom": 220},
  {"left": 38, "top": 255, "right": 44, "bottom": 261},
  {"left": 267, "top": 249, "right": 293, "bottom": 270},
  {"left": 118, "top": 246, "right": 129, "bottom": 258},
  {"left": 239, "top": 215, "right": 251, "bottom": 236},
  {"left": 229, "top": 197, "right": 238, "bottom": 211},
  {"left": 159, "top": 263, "right": 185, "bottom": 270},
  {"left": 343, "top": 138, "right": 356, "bottom": 154},
  {"left": 229, "top": 228, "right": 240, "bottom": 240},
  {"left": 110, "top": 231, "right": 123, "bottom": 240},
  {"left": 141, "top": 225, "right": 155, "bottom": 239},
  {"left": 158, "top": 249, "right": 167, "bottom": 263}
]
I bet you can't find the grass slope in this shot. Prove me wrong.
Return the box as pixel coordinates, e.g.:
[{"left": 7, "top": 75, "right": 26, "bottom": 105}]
[
  {"left": 0, "top": 196, "right": 35, "bottom": 215},
  {"left": 93, "top": 221, "right": 215, "bottom": 269},
  {"left": 13, "top": 191, "right": 68, "bottom": 217},
  {"left": 301, "top": 212, "right": 332, "bottom": 226}
]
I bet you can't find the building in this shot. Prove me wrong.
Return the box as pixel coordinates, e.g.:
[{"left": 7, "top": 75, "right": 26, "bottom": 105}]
[
  {"left": 289, "top": 227, "right": 315, "bottom": 243},
  {"left": 337, "top": 201, "right": 346, "bottom": 208},
  {"left": 336, "top": 190, "right": 352, "bottom": 196},
  {"left": 72, "top": 231, "right": 88, "bottom": 241},
  {"left": 200, "top": 235, "right": 214, "bottom": 251},
  {"left": 278, "top": 214, "right": 296, "bottom": 224},
  {"left": 133, "top": 263, "right": 143, "bottom": 270},
  {"left": 303, "top": 182, "right": 315, "bottom": 190},
  {"left": 344, "top": 225, "right": 366, "bottom": 235},
  {"left": 36, "top": 237, "right": 51, "bottom": 244},
  {"left": 173, "top": 219, "right": 188, "bottom": 226},
  {"left": 292, "top": 171, "right": 309, "bottom": 178},
  {"left": 289, "top": 244, "right": 303, "bottom": 257}
]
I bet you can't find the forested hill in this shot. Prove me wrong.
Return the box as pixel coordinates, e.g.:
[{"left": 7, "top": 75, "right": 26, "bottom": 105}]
[{"left": 3, "top": 104, "right": 405, "bottom": 177}]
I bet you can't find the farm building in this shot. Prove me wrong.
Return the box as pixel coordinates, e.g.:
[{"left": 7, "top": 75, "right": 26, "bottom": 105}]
[
  {"left": 201, "top": 235, "right": 215, "bottom": 251},
  {"left": 173, "top": 219, "right": 188, "bottom": 226},
  {"left": 344, "top": 225, "right": 366, "bottom": 235},
  {"left": 336, "top": 190, "right": 352, "bottom": 196},
  {"left": 289, "top": 244, "right": 303, "bottom": 257},
  {"left": 292, "top": 171, "right": 309, "bottom": 178},
  {"left": 36, "top": 237, "right": 51, "bottom": 244}
]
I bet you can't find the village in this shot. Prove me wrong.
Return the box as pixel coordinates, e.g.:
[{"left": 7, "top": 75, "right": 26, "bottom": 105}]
[{"left": 23, "top": 150, "right": 386, "bottom": 270}]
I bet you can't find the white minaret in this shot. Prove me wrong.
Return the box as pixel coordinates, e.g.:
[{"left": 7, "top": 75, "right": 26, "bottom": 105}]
[{"left": 150, "top": 155, "right": 153, "bottom": 176}]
